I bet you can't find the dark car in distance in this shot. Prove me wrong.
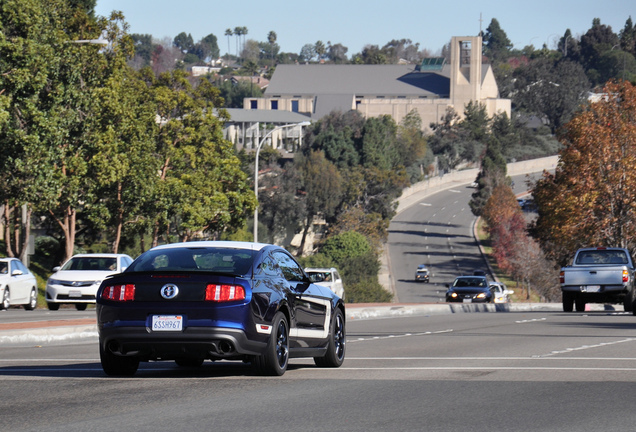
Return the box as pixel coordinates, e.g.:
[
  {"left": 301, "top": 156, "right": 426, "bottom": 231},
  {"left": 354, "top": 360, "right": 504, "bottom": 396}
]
[
  {"left": 445, "top": 276, "right": 493, "bottom": 303},
  {"left": 96, "top": 241, "right": 346, "bottom": 377}
]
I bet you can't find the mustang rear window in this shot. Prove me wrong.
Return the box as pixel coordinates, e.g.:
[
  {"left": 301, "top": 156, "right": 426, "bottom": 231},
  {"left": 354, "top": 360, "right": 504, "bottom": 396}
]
[{"left": 128, "top": 248, "right": 255, "bottom": 275}]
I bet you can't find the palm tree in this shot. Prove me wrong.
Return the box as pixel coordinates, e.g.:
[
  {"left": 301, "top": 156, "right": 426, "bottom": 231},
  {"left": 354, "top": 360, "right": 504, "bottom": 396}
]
[
  {"left": 267, "top": 30, "right": 277, "bottom": 64},
  {"left": 224, "top": 28, "right": 233, "bottom": 57},
  {"left": 233, "top": 27, "right": 242, "bottom": 58},
  {"left": 241, "top": 27, "right": 248, "bottom": 54}
]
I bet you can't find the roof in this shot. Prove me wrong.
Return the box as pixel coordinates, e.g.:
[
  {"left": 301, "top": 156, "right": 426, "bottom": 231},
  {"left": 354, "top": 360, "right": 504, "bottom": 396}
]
[
  {"left": 266, "top": 64, "right": 450, "bottom": 98},
  {"left": 223, "top": 108, "right": 311, "bottom": 124},
  {"left": 149, "top": 241, "right": 272, "bottom": 252}
]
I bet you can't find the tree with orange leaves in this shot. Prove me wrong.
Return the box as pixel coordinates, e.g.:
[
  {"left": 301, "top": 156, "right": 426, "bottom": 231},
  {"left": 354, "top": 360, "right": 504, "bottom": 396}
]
[
  {"left": 482, "top": 184, "right": 526, "bottom": 274},
  {"left": 530, "top": 80, "right": 636, "bottom": 266}
]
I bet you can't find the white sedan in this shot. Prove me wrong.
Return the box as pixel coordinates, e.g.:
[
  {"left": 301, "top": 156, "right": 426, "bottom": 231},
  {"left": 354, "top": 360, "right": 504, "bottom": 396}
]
[
  {"left": 46, "top": 253, "right": 133, "bottom": 310},
  {"left": 0, "top": 258, "right": 38, "bottom": 310},
  {"left": 489, "top": 282, "right": 513, "bottom": 303}
]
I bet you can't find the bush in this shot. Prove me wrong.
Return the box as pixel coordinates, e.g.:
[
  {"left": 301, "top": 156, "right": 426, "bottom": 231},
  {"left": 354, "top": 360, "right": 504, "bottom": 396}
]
[
  {"left": 321, "top": 231, "right": 371, "bottom": 265},
  {"left": 35, "top": 236, "right": 60, "bottom": 258},
  {"left": 345, "top": 278, "right": 393, "bottom": 303}
]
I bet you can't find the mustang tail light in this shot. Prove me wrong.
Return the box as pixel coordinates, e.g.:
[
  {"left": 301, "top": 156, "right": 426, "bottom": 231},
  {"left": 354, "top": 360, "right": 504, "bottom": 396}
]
[
  {"left": 102, "top": 284, "right": 136, "bottom": 301},
  {"left": 559, "top": 271, "right": 565, "bottom": 284},
  {"left": 623, "top": 269, "right": 630, "bottom": 283},
  {"left": 205, "top": 284, "right": 246, "bottom": 302}
]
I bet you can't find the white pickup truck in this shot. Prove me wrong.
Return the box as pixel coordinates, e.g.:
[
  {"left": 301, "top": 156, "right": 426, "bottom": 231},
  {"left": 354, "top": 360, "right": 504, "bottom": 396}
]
[{"left": 560, "top": 247, "right": 636, "bottom": 313}]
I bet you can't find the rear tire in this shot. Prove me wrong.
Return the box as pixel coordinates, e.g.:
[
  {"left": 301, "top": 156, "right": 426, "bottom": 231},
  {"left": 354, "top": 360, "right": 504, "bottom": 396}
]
[
  {"left": 575, "top": 296, "right": 586, "bottom": 312},
  {"left": 100, "top": 343, "right": 139, "bottom": 376},
  {"left": 254, "top": 312, "right": 288, "bottom": 376},
  {"left": 75, "top": 303, "right": 87, "bottom": 311},
  {"left": 624, "top": 289, "right": 634, "bottom": 312},
  {"left": 314, "top": 308, "right": 346, "bottom": 368},
  {"left": 24, "top": 288, "right": 37, "bottom": 310},
  {"left": 562, "top": 292, "right": 574, "bottom": 312}
]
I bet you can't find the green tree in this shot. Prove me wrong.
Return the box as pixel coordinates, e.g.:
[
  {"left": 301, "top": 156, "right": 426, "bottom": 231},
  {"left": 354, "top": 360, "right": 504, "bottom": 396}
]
[
  {"left": 87, "top": 22, "right": 159, "bottom": 253},
  {"left": 580, "top": 18, "right": 620, "bottom": 85},
  {"left": 173, "top": 32, "right": 194, "bottom": 54},
  {"left": 469, "top": 138, "right": 508, "bottom": 216},
  {"left": 148, "top": 70, "right": 256, "bottom": 245},
  {"left": 194, "top": 33, "right": 219, "bottom": 61},
  {"left": 513, "top": 58, "right": 590, "bottom": 133},
  {"left": 360, "top": 115, "right": 399, "bottom": 170},
  {"left": 483, "top": 18, "right": 513, "bottom": 64},
  {"left": 314, "top": 40, "right": 326, "bottom": 61},
  {"left": 257, "top": 163, "right": 306, "bottom": 244},
  {"left": 0, "top": 0, "right": 82, "bottom": 260},
  {"left": 296, "top": 151, "right": 343, "bottom": 254},
  {"left": 327, "top": 42, "right": 348, "bottom": 64}
]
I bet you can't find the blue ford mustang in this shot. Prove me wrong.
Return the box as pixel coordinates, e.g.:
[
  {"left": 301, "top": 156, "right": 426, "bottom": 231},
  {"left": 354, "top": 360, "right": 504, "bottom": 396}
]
[{"left": 96, "top": 241, "right": 346, "bottom": 376}]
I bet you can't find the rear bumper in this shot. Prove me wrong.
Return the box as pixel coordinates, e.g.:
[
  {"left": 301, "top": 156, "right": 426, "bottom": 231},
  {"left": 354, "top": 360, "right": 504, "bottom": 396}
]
[
  {"left": 561, "top": 285, "right": 630, "bottom": 303},
  {"left": 98, "top": 325, "right": 267, "bottom": 361}
]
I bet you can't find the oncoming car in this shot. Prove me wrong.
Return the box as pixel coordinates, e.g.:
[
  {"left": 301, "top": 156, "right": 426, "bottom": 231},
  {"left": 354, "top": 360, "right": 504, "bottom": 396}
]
[
  {"left": 46, "top": 254, "right": 133, "bottom": 310},
  {"left": 489, "top": 281, "right": 513, "bottom": 303},
  {"left": 414, "top": 264, "right": 430, "bottom": 283},
  {"left": 96, "top": 241, "right": 346, "bottom": 377},
  {"left": 445, "top": 276, "right": 493, "bottom": 303},
  {"left": 0, "top": 258, "right": 38, "bottom": 310}
]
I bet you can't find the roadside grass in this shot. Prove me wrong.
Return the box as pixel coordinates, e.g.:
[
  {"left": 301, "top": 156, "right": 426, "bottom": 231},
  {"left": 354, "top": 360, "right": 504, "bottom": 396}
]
[{"left": 476, "top": 218, "right": 542, "bottom": 303}]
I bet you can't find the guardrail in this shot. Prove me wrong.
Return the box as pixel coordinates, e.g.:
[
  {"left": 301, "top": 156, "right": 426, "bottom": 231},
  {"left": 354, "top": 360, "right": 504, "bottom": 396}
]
[{"left": 395, "top": 155, "right": 559, "bottom": 214}]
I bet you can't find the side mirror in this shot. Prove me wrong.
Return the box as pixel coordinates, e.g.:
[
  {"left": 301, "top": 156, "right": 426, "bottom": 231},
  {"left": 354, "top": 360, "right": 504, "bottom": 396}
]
[
  {"left": 11, "top": 269, "right": 23, "bottom": 276},
  {"left": 52, "top": 266, "right": 61, "bottom": 272},
  {"left": 505, "top": 290, "right": 514, "bottom": 295},
  {"left": 445, "top": 283, "right": 450, "bottom": 288}
]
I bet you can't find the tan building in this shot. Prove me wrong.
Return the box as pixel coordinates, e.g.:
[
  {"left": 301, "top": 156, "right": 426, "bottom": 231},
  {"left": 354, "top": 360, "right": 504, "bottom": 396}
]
[{"left": 244, "top": 36, "right": 510, "bottom": 130}]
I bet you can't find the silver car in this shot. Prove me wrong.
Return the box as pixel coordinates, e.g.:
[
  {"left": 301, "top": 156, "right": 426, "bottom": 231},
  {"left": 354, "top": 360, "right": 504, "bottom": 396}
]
[
  {"left": 0, "top": 258, "right": 38, "bottom": 310},
  {"left": 46, "top": 253, "right": 133, "bottom": 310},
  {"left": 305, "top": 267, "right": 345, "bottom": 300}
]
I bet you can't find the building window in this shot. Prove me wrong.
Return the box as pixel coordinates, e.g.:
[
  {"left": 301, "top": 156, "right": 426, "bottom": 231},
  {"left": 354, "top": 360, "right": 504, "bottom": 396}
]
[
  {"left": 291, "top": 100, "right": 299, "bottom": 112},
  {"left": 460, "top": 41, "right": 471, "bottom": 66},
  {"left": 270, "top": 100, "right": 278, "bottom": 110},
  {"left": 250, "top": 100, "right": 257, "bottom": 109}
]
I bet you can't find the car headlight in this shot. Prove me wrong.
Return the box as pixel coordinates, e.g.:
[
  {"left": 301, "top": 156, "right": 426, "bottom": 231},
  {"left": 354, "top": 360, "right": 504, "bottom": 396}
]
[
  {"left": 47, "top": 279, "right": 62, "bottom": 286},
  {"left": 449, "top": 292, "right": 458, "bottom": 298},
  {"left": 476, "top": 293, "right": 487, "bottom": 299}
]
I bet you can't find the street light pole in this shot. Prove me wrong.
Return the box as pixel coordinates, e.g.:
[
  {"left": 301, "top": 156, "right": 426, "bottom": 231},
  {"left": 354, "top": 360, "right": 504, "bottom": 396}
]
[{"left": 253, "top": 120, "right": 310, "bottom": 242}]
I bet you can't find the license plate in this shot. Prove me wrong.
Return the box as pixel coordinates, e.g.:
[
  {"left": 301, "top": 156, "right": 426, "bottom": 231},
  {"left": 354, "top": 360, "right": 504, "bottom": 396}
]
[
  {"left": 152, "top": 315, "right": 183, "bottom": 331},
  {"left": 463, "top": 298, "right": 473, "bottom": 303},
  {"left": 69, "top": 290, "right": 82, "bottom": 298},
  {"left": 584, "top": 285, "right": 601, "bottom": 292}
]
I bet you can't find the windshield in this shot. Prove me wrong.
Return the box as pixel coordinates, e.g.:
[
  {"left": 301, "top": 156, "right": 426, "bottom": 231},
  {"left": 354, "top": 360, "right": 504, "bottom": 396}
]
[
  {"left": 61, "top": 257, "right": 117, "bottom": 271},
  {"left": 127, "top": 247, "right": 255, "bottom": 275},
  {"left": 575, "top": 250, "right": 628, "bottom": 265},
  {"left": 453, "top": 277, "right": 487, "bottom": 287}
]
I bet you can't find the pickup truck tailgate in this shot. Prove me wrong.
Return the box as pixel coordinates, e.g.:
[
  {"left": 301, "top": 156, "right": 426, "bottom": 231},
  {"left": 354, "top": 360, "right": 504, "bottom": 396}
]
[{"left": 563, "top": 266, "right": 627, "bottom": 286}]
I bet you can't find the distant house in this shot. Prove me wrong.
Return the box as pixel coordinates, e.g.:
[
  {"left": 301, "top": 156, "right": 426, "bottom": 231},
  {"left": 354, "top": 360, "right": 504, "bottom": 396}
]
[
  {"left": 221, "top": 108, "right": 310, "bottom": 155},
  {"left": 231, "top": 75, "right": 270, "bottom": 90},
  {"left": 190, "top": 66, "right": 222, "bottom": 76},
  {"left": 244, "top": 36, "right": 511, "bottom": 131}
]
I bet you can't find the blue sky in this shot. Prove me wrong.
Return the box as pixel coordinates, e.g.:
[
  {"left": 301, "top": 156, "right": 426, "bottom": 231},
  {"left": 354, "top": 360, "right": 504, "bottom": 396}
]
[{"left": 95, "top": 0, "right": 633, "bottom": 56}]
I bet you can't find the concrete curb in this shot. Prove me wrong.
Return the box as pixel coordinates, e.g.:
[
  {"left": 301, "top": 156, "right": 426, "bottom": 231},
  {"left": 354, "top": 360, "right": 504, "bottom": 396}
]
[{"left": 1, "top": 302, "right": 622, "bottom": 347}]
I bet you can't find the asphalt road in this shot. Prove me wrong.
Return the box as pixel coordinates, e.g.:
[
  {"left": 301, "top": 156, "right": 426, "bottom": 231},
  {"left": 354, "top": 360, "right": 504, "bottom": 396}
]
[
  {"left": 388, "top": 173, "right": 543, "bottom": 303},
  {"left": 3, "top": 310, "right": 636, "bottom": 432}
]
